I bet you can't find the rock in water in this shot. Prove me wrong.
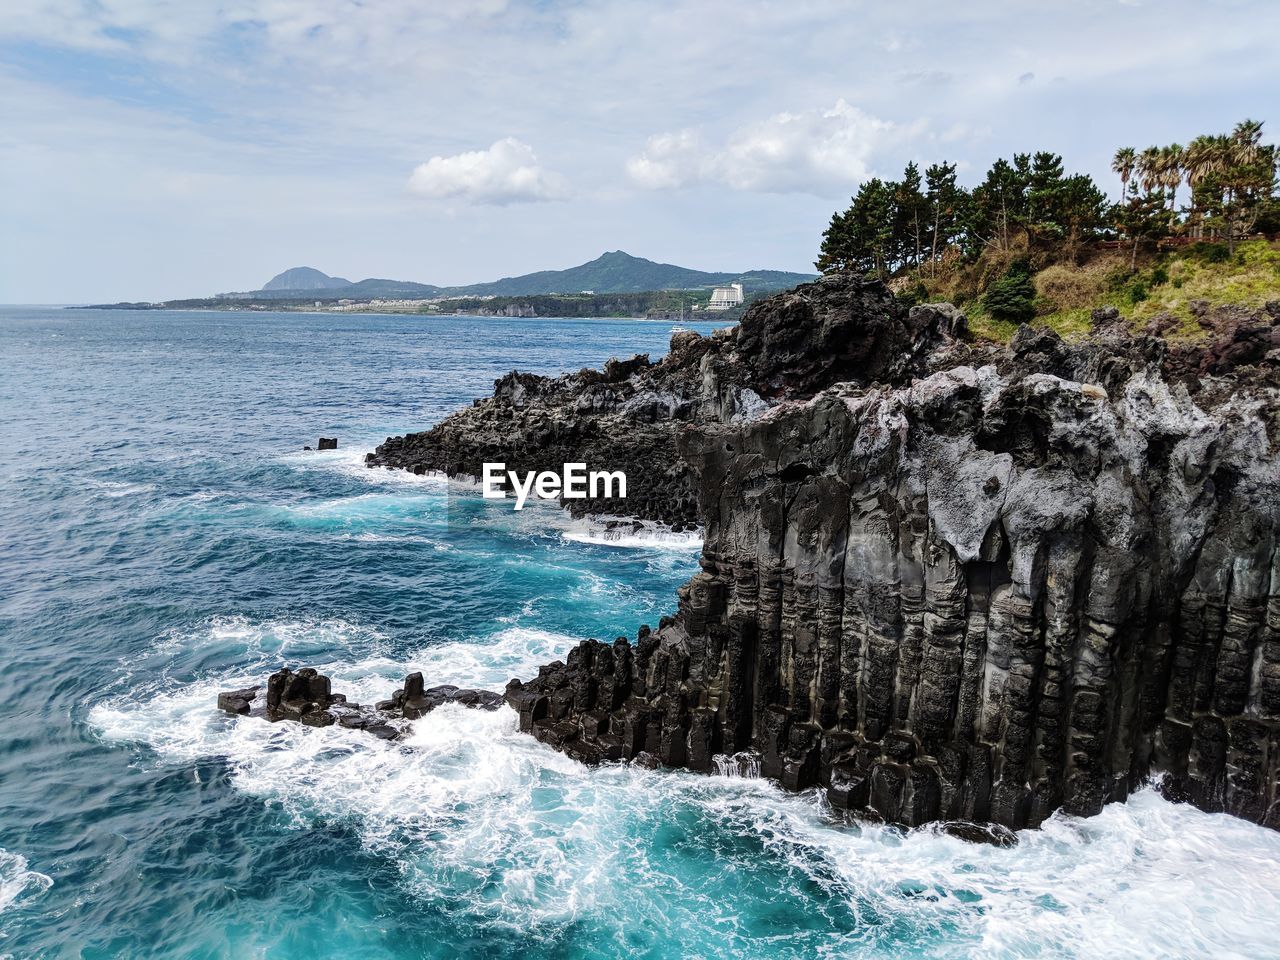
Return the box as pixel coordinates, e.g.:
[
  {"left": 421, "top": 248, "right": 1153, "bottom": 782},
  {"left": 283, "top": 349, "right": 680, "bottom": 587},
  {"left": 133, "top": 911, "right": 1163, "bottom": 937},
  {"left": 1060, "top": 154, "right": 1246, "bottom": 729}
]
[
  {"left": 500, "top": 281, "right": 1280, "bottom": 832},
  {"left": 317, "top": 437, "right": 337, "bottom": 450},
  {"left": 216, "top": 668, "right": 503, "bottom": 737},
  {"left": 216, "top": 687, "right": 257, "bottom": 715}
]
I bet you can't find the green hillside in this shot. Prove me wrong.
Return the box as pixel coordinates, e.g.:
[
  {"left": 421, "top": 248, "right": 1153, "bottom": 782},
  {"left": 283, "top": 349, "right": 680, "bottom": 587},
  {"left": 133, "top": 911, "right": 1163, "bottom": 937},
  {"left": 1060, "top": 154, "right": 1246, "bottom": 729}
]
[
  {"left": 240, "top": 251, "right": 814, "bottom": 301},
  {"left": 449, "top": 251, "right": 813, "bottom": 296},
  {"left": 815, "top": 117, "right": 1279, "bottom": 344}
]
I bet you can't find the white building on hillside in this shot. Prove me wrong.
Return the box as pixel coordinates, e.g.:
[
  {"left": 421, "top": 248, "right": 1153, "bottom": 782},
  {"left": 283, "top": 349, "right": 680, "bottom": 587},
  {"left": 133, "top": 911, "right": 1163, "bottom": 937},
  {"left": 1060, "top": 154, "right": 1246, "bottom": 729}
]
[{"left": 707, "top": 282, "right": 744, "bottom": 311}]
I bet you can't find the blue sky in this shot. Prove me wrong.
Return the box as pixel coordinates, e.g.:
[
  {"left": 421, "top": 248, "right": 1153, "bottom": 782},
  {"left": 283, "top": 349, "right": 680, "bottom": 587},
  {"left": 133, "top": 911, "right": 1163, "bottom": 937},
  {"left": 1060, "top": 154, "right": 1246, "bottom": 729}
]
[{"left": 2, "top": 0, "right": 1277, "bottom": 302}]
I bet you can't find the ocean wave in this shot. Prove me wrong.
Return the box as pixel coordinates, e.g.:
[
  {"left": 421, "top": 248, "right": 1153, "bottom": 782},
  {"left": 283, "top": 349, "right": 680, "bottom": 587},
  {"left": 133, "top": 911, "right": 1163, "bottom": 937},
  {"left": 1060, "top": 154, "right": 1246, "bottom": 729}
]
[
  {"left": 0, "top": 849, "right": 52, "bottom": 918},
  {"left": 143, "top": 617, "right": 571, "bottom": 688},
  {"left": 144, "top": 614, "right": 394, "bottom": 664},
  {"left": 87, "top": 619, "right": 1280, "bottom": 956},
  {"left": 278, "top": 490, "right": 445, "bottom": 523},
  {"left": 85, "top": 479, "right": 158, "bottom": 499},
  {"left": 278, "top": 447, "right": 449, "bottom": 488},
  {"left": 559, "top": 516, "right": 703, "bottom": 550}
]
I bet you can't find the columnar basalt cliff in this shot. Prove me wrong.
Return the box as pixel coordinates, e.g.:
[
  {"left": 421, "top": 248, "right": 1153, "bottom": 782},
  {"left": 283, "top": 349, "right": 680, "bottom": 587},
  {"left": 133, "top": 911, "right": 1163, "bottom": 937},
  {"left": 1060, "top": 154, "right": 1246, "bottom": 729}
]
[
  {"left": 365, "top": 278, "right": 963, "bottom": 528},
  {"left": 501, "top": 279, "right": 1280, "bottom": 831}
]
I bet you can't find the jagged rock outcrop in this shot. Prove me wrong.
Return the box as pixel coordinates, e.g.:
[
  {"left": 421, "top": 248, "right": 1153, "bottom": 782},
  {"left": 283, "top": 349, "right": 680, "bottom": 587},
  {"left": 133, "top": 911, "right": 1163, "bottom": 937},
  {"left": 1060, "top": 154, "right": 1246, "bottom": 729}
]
[
  {"left": 375, "top": 671, "right": 504, "bottom": 718},
  {"left": 216, "top": 667, "right": 501, "bottom": 739},
  {"left": 504, "top": 292, "right": 1280, "bottom": 831},
  {"left": 365, "top": 277, "right": 965, "bottom": 527}
]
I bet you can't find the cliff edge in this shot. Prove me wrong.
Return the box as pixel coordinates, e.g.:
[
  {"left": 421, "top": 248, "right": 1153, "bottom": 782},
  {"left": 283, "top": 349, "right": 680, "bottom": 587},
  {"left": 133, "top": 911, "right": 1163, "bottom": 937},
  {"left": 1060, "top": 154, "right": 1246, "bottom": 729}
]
[
  {"left": 496, "top": 277, "right": 1280, "bottom": 830},
  {"left": 366, "top": 276, "right": 959, "bottom": 527}
]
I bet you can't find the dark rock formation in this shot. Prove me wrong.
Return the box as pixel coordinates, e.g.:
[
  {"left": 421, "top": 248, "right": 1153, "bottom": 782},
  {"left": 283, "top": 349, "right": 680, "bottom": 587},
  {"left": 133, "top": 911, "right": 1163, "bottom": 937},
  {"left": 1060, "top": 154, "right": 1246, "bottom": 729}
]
[
  {"left": 216, "top": 667, "right": 501, "bottom": 739},
  {"left": 375, "top": 671, "right": 504, "bottom": 718},
  {"left": 1165, "top": 300, "right": 1280, "bottom": 386},
  {"left": 365, "top": 277, "right": 966, "bottom": 527},
  {"left": 317, "top": 437, "right": 338, "bottom": 450},
  {"left": 502, "top": 286, "right": 1280, "bottom": 831}
]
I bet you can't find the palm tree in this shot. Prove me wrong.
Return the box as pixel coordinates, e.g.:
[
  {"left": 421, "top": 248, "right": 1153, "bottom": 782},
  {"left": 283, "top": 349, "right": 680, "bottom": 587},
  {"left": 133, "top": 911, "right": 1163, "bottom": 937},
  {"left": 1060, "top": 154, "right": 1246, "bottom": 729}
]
[
  {"left": 1183, "top": 135, "right": 1222, "bottom": 237},
  {"left": 1112, "top": 147, "right": 1136, "bottom": 201},
  {"left": 1160, "top": 143, "right": 1184, "bottom": 213},
  {"left": 1183, "top": 136, "right": 1220, "bottom": 191},
  {"left": 1219, "top": 120, "right": 1267, "bottom": 252},
  {"left": 1233, "top": 118, "right": 1264, "bottom": 152},
  {"left": 1137, "top": 146, "right": 1162, "bottom": 194}
]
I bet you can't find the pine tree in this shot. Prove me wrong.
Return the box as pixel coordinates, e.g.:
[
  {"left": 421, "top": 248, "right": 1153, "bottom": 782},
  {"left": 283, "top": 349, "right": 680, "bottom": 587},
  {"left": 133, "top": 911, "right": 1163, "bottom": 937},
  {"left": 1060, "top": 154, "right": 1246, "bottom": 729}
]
[
  {"left": 925, "top": 161, "right": 963, "bottom": 275},
  {"left": 893, "top": 162, "right": 927, "bottom": 272}
]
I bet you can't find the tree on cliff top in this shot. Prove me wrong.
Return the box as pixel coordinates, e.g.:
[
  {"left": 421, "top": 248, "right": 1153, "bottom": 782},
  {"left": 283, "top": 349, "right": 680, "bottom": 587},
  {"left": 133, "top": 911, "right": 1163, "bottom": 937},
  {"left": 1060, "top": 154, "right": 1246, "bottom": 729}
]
[{"left": 817, "top": 118, "right": 1276, "bottom": 283}]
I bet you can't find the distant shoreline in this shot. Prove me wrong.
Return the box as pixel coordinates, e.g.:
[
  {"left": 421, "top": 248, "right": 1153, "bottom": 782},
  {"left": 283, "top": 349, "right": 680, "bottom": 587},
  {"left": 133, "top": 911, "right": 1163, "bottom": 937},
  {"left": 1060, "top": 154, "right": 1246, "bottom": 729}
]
[
  {"left": 57, "top": 304, "right": 737, "bottom": 323},
  {"left": 71, "top": 294, "right": 754, "bottom": 322}
]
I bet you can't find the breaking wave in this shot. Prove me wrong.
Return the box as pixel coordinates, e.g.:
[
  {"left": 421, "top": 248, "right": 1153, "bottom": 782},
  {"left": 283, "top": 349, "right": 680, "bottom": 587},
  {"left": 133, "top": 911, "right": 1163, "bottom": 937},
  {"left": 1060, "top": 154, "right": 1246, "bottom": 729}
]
[{"left": 87, "top": 619, "right": 1280, "bottom": 959}]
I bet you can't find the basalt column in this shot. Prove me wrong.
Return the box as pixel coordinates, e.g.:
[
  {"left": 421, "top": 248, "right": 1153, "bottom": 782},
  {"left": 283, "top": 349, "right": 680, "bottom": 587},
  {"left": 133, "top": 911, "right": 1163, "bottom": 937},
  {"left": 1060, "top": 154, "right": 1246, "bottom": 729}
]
[{"left": 507, "top": 333, "right": 1280, "bottom": 831}]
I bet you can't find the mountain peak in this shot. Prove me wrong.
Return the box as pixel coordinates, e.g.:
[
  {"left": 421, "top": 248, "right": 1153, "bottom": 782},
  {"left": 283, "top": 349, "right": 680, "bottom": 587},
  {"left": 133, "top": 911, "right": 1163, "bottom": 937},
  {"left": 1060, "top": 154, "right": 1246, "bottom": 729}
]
[
  {"left": 261, "top": 266, "right": 351, "bottom": 292},
  {"left": 242, "top": 253, "right": 815, "bottom": 300}
]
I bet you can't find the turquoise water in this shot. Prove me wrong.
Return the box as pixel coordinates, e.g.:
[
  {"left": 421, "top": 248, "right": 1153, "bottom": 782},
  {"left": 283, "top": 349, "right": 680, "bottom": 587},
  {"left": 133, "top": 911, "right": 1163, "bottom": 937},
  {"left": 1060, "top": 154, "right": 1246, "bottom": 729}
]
[{"left": 3, "top": 307, "right": 1280, "bottom": 959}]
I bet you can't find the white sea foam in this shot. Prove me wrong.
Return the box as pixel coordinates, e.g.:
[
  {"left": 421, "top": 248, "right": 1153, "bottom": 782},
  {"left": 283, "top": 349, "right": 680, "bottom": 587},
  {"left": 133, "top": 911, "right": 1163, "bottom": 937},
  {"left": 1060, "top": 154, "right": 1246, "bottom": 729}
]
[
  {"left": 89, "top": 618, "right": 1280, "bottom": 956},
  {"left": 282, "top": 448, "right": 702, "bottom": 554},
  {"left": 144, "top": 614, "right": 391, "bottom": 663},
  {"left": 279, "top": 447, "right": 448, "bottom": 488},
  {"left": 86, "top": 479, "right": 157, "bottom": 498},
  {"left": 0, "top": 849, "right": 52, "bottom": 917},
  {"left": 560, "top": 515, "right": 703, "bottom": 550}
]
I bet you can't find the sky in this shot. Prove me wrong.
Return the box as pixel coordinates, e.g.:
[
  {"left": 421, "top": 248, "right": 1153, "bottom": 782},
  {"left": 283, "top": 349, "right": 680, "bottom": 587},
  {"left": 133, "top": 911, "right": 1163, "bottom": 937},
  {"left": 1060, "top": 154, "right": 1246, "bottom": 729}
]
[{"left": 1, "top": 0, "right": 1277, "bottom": 303}]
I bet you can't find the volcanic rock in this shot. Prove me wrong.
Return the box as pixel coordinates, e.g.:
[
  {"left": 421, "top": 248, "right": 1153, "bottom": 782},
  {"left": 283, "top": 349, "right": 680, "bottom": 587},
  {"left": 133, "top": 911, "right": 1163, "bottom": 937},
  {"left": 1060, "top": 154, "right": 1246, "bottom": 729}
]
[
  {"left": 499, "top": 281, "right": 1280, "bottom": 832},
  {"left": 216, "top": 667, "right": 503, "bottom": 738},
  {"left": 365, "top": 276, "right": 968, "bottom": 526}
]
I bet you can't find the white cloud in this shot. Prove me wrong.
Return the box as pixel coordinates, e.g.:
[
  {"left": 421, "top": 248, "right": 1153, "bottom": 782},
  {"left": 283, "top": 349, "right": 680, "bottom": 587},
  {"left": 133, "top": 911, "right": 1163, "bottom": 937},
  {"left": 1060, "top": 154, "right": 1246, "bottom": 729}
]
[
  {"left": 407, "top": 138, "right": 568, "bottom": 206},
  {"left": 625, "top": 130, "right": 708, "bottom": 190},
  {"left": 4, "top": 0, "right": 1280, "bottom": 300},
  {"left": 627, "top": 100, "right": 906, "bottom": 197}
]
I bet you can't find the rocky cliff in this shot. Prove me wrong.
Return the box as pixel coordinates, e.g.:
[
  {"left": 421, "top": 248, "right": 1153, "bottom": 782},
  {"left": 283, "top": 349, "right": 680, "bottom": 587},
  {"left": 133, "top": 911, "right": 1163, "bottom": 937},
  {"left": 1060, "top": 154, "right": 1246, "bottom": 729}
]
[
  {"left": 366, "top": 277, "right": 960, "bottom": 528},
  {"left": 498, "top": 278, "right": 1280, "bottom": 831}
]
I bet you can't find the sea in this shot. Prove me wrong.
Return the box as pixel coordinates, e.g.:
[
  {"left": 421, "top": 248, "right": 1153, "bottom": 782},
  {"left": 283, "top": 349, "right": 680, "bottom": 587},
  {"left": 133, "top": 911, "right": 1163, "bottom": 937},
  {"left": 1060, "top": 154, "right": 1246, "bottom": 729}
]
[{"left": 2, "top": 306, "right": 1279, "bottom": 960}]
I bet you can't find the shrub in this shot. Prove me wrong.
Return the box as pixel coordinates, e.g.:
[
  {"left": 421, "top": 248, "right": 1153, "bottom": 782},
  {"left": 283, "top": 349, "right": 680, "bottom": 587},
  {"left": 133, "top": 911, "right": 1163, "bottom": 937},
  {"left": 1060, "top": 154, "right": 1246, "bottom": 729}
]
[
  {"left": 1035, "top": 262, "right": 1107, "bottom": 312},
  {"left": 1188, "top": 242, "right": 1230, "bottom": 264},
  {"left": 1033, "top": 295, "right": 1059, "bottom": 316},
  {"left": 1104, "top": 265, "right": 1136, "bottom": 292},
  {"left": 983, "top": 259, "right": 1036, "bottom": 324},
  {"left": 895, "top": 281, "right": 929, "bottom": 306}
]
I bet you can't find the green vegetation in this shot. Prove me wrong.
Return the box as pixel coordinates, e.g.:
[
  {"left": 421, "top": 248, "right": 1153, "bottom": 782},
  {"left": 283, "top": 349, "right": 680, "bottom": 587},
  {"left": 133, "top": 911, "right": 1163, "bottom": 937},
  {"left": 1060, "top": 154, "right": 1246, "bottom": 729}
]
[
  {"left": 1121, "top": 239, "right": 1280, "bottom": 333},
  {"left": 818, "top": 119, "right": 1280, "bottom": 343},
  {"left": 818, "top": 151, "right": 1110, "bottom": 277},
  {"left": 982, "top": 259, "right": 1037, "bottom": 324},
  {"left": 456, "top": 251, "right": 813, "bottom": 298}
]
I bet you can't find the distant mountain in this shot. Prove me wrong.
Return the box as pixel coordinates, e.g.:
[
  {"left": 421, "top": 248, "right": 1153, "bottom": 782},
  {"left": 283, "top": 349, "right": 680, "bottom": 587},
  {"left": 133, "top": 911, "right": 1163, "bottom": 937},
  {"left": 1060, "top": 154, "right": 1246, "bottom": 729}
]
[
  {"left": 447, "top": 251, "right": 815, "bottom": 297},
  {"left": 336, "top": 278, "right": 443, "bottom": 298},
  {"left": 261, "top": 267, "right": 351, "bottom": 291},
  {"left": 236, "top": 252, "right": 815, "bottom": 301}
]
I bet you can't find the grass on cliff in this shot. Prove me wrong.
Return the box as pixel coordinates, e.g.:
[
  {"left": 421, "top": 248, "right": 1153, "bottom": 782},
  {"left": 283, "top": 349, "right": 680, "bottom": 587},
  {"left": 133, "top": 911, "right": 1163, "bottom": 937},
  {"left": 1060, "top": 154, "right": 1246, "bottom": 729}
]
[{"left": 918, "top": 238, "right": 1280, "bottom": 344}]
